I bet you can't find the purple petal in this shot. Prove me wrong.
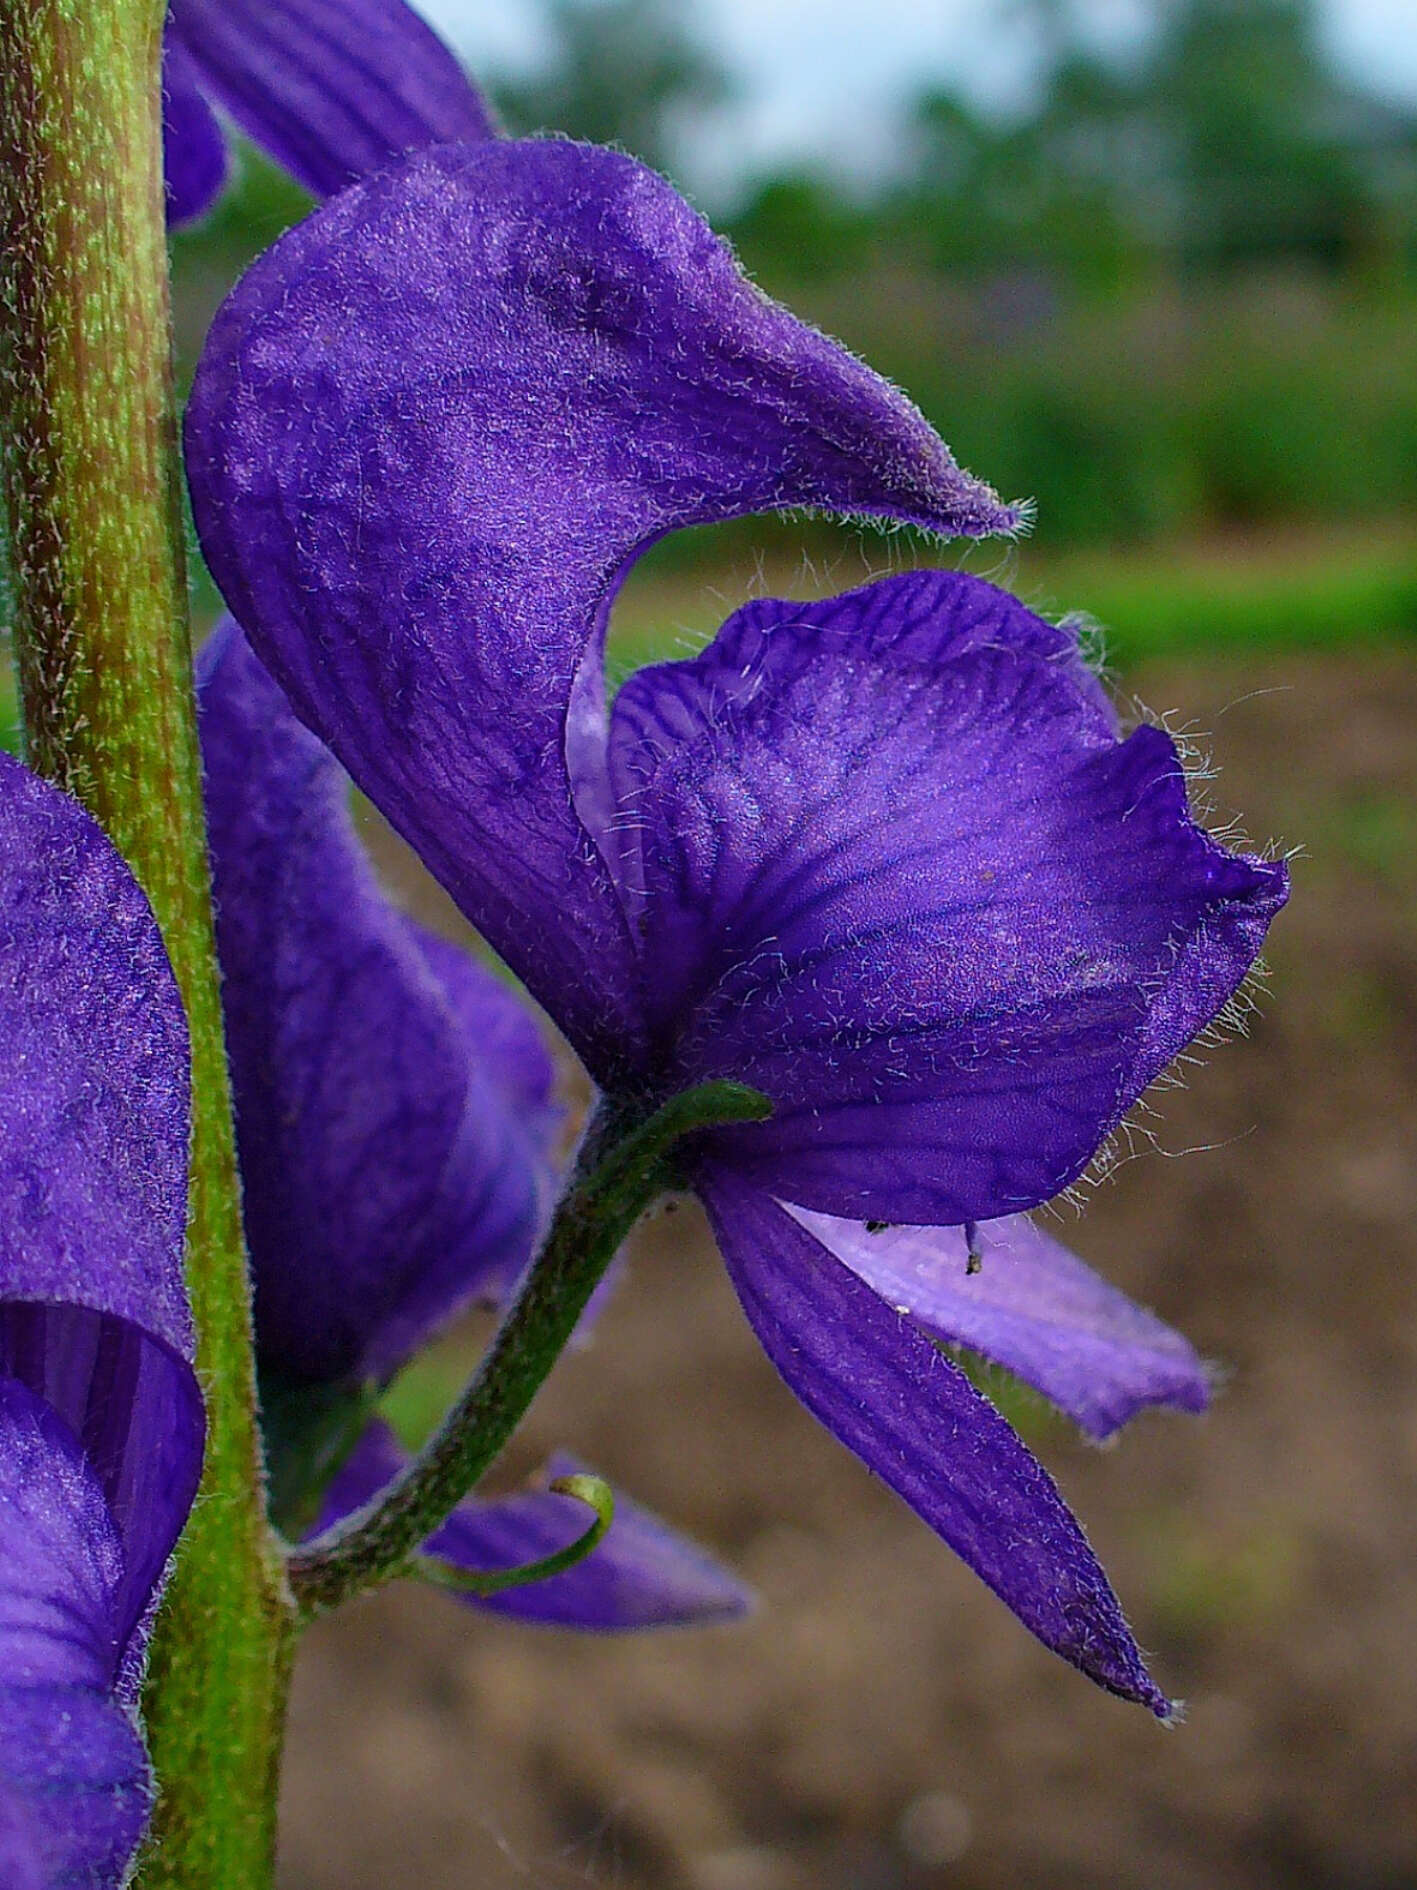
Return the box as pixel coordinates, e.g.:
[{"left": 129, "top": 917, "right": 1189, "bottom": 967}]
[
  {"left": 163, "top": 31, "right": 229, "bottom": 228},
  {"left": 0, "top": 1380, "right": 124, "bottom": 1691},
  {"left": 0, "top": 756, "right": 203, "bottom": 1656},
  {"left": 0, "top": 754, "right": 190, "bottom": 1356},
  {"left": 167, "top": 0, "right": 494, "bottom": 204},
  {"left": 0, "top": 1310, "right": 204, "bottom": 1682},
  {"left": 198, "top": 621, "right": 555, "bottom": 1387},
  {"left": 357, "top": 933, "right": 565, "bottom": 1376},
  {"left": 785, "top": 1206, "right": 1210, "bottom": 1441},
  {"left": 611, "top": 573, "right": 1288, "bottom": 1224},
  {"left": 185, "top": 139, "right": 1016, "bottom": 1076},
  {"left": 0, "top": 1790, "right": 42, "bottom": 1890},
  {"left": 0, "top": 1687, "right": 150, "bottom": 1890},
  {"left": 317, "top": 1422, "right": 754, "bottom": 1631},
  {"left": 0, "top": 1382, "right": 151, "bottom": 1888},
  {"left": 699, "top": 1169, "right": 1172, "bottom": 1713},
  {"left": 406, "top": 923, "right": 561, "bottom": 1153}
]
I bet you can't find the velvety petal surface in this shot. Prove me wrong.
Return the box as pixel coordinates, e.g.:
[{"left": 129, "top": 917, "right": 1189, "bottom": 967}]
[
  {"left": 0, "top": 755, "right": 203, "bottom": 1655},
  {"left": 0, "top": 1792, "right": 41, "bottom": 1890},
  {"left": 407, "top": 923, "right": 561, "bottom": 1142},
  {"left": 786, "top": 1206, "right": 1210, "bottom": 1440},
  {"left": 199, "top": 621, "right": 556, "bottom": 1387},
  {"left": 318, "top": 1423, "right": 754, "bottom": 1630},
  {"left": 0, "top": 1381, "right": 151, "bottom": 1888},
  {"left": 699, "top": 1170, "right": 1171, "bottom": 1713},
  {"left": 167, "top": 0, "right": 494, "bottom": 203},
  {"left": 0, "top": 1688, "right": 150, "bottom": 1890},
  {"left": 0, "top": 1380, "right": 124, "bottom": 1692},
  {"left": 612, "top": 572, "right": 1288, "bottom": 1224},
  {"left": 186, "top": 139, "right": 1017, "bottom": 1077},
  {"left": 0, "top": 754, "right": 190, "bottom": 1354},
  {"left": 162, "top": 31, "right": 229, "bottom": 228}
]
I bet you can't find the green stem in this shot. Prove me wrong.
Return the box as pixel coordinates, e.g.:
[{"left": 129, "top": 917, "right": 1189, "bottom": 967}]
[
  {"left": 289, "top": 1080, "right": 770, "bottom": 1616},
  {"left": 0, "top": 5, "right": 296, "bottom": 1884}
]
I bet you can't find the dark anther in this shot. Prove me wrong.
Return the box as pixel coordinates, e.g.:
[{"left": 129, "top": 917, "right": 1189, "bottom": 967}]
[{"left": 964, "top": 1220, "right": 983, "bottom": 1275}]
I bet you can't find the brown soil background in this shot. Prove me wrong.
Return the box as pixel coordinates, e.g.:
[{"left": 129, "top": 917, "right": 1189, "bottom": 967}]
[{"left": 275, "top": 646, "right": 1417, "bottom": 1890}]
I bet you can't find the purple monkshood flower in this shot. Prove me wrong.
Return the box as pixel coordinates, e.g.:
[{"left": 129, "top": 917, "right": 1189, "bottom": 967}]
[
  {"left": 185, "top": 137, "right": 1289, "bottom": 1712},
  {"left": 198, "top": 617, "right": 751, "bottom": 1629},
  {"left": 162, "top": 0, "right": 494, "bottom": 227},
  {"left": 0, "top": 754, "right": 204, "bottom": 1887}
]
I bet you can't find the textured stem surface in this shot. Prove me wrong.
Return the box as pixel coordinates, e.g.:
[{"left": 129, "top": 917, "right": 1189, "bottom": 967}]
[
  {"left": 290, "top": 1081, "right": 771, "bottom": 1615},
  {"left": 0, "top": 5, "right": 295, "bottom": 1884}
]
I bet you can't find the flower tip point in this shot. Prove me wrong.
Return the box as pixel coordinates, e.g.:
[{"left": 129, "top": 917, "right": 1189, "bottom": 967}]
[
  {"left": 920, "top": 477, "right": 1026, "bottom": 544},
  {"left": 1001, "top": 493, "right": 1037, "bottom": 538},
  {"left": 547, "top": 1471, "right": 615, "bottom": 1522}
]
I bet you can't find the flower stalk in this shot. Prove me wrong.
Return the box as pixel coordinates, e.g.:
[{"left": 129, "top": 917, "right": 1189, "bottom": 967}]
[
  {"left": 0, "top": 3, "right": 295, "bottom": 1884},
  {"left": 289, "top": 1080, "right": 771, "bottom": 1616},
  {"left": 413, "top": 1472, "right": 616, "bottom": 1597}
]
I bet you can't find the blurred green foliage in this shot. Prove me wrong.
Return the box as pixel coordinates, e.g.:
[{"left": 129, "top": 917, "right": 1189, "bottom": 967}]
[
  {"left": 606, "top": 521, "right": 1417, "bottom": 674},
  {"left": 760, "top": 274, "right": 1417, "bottom": 549},
  {"left": 727, "top": 0, "right": 1417, "bottom": 283},
  {"left": 1033, "top": 539, "right": 1417, "bottom": 662},
  {"left": 1143, "top": 1510, "right": 1303, "bottom": 1639},
  {"left": 492, "top": 0, "right": 731, "bottom": 175},
  {"left": 1317, "top": 789, "right": 1417, "bottom": 891},
  {"left": 719, "top": 0, "right": 1417, "bottom": 550},
  {"left": 145, "top": 0, "right": 1417, "bottom": 665}
]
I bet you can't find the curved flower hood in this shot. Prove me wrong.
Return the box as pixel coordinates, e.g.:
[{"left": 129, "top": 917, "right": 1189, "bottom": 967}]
[
  {"left": 186, "top": 136, "right": 1286, "bottom": 1712},
  {"left": 186, "top": 138, "right": 1020, "bottom": 1075}
]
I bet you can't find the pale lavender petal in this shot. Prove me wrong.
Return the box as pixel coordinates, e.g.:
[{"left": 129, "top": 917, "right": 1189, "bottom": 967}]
[
  {"left": 167, "top": 0, "right": 494, "bottom": 203},
  {"left": 0, "top": 756, "right": 203, "bottom": 1656},
  {"left": 317, "top": 1423, "right": 754, "bottom": 1630},
  {"left": 699, "top": 1169, "right": 1172, "bottom": 1713},
  {"left": 0, "top": 1687, "right": 150, "bottom": 1890},
  {"left": 198, "top": 620, "right": 552, "bottom": 1387},
  {"left": 163, "top": 31, "right": 229, "bottom": 228},
  {"left": 785, "top": 1206, "right": 1210, "bottom": 1441},
  {"left": 186, "top": 140, "right": 1016, "bottom": 1076},
  {"left": 612, "top": 573, "right": 1287, "bottom": 1224}
]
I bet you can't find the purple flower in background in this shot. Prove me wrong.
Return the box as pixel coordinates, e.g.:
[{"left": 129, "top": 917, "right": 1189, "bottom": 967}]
[
  {"left": 0, "top": 755, "right": 204, "bottom": 1886},
  {"left": 198, "top": 619, "right": 751, "bottom": 1629},
  {"left": 199, "top": 617, "right": 557, "bottom": 1396},
  {"left": 162, "top": 0, "right": 494, "bottom": 227},
  {"left": 186, "top": 139, "right": 1288, "bottom": 1710}
]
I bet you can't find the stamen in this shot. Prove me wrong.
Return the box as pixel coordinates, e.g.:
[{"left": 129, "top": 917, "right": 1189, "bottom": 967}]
[{"left": 964, "top": 1222, "right": 983, "bottom": 1275}]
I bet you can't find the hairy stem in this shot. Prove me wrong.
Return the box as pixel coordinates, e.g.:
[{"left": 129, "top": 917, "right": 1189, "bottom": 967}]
[
  {"left": 289, "top": 1081, "right": 771, "bottom": 1616},
  {"left": 0, "top": 4, "right": 295, "bottom": 1883}
]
